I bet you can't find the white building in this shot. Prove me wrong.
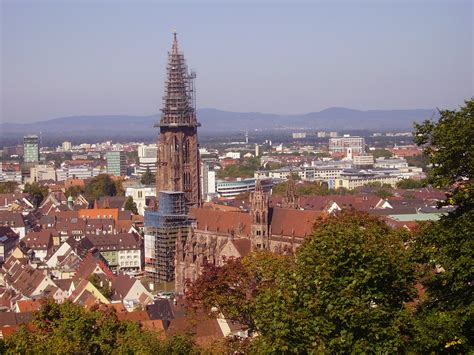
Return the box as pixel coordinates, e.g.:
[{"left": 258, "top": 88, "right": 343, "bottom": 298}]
[
  {"left": 125, "top": 185, "right": 157, "bottom": 215},
  {"left": 28, "top": 165, "right": 56, "bottom": 183},
  {"left": 292, "top": 132, "right": 307, "bottom": 139},
  {"left": 225, "top": 152, "right": 241, "bottom": 159},
  {"left": 201, "top": 162, "right": 216, "bottom": 202},
  {"left": 353, "top": 155, "right": 375, "bottom": 167},
  {"left": 62, "top": 141, "right": 72, "bottom": 151},
  {"left": 138, "top": 144, "right": 157, "bottom": 159},
  {"left": 329, "top": 136, "right": 365, "bottom": 154},
  {"left": 56, "top": 166, "right": 102, "bottom": 181}
]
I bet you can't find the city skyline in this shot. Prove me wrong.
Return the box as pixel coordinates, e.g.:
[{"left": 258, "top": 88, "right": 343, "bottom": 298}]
[{"left": 1, "top": 0, "right": 473, "bottom": 123}]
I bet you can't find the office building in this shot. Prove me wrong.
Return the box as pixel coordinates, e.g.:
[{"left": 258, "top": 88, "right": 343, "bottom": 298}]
[
  {"left": 106, "top": 151, "right": 126, "bottom": 176},
  {"left": 23, "top": 135, "right": 39, "bottom": 163}
]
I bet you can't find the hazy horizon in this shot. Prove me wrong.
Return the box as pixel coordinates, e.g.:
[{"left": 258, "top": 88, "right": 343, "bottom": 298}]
[{"left": 1, "top": 0, "right": 473, "bottom": 123}]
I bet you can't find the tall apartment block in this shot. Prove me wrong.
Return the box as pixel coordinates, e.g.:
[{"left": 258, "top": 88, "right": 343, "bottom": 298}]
[
  {"left": 106, "top": 151, "right": 126, "bottom": 176},
  {"left": 23, "top": 135, "right": 39, "bottom": 163}
]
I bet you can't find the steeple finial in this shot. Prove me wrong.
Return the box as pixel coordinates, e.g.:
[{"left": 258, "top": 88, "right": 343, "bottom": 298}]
[{"left": 172, "top": 30, "right": 178, "bottom": 54}]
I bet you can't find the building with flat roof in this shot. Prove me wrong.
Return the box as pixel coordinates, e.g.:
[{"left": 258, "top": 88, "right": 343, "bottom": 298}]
[
  {"left": 107, "top": 151, "right": 126, "bottom": 176},
  {"left": 329, "top": 136, "right": 365, "bottom": 154},
  {"left": 23, "top": 135, "right": 39, "bottom": 163}
]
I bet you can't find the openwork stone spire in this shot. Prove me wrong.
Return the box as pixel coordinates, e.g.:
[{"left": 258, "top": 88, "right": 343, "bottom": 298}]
[{"left": 158, "top": 31, "right": 199, "bottom": 128}]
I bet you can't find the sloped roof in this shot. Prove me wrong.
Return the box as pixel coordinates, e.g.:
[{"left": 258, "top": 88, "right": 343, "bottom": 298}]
[
  {"left": 190, "top": 208, "right": 252, "bottom": 236},
  {"left": 230, "top": 239, "right": 251, "bottom": 257},
  {"left": 112, "top": 273, "right": 136, "bottom": 299},
  {"left": 0, "top": 211, "right": 25, "bottom": 228},
  {"left": 269, "top": 208, "right": 323, "bottom": 238}
]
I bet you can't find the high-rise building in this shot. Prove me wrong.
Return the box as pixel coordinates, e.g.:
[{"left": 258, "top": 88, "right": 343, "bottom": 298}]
[
  {"left": 136, "top": 144, "right": 158, "bottom": 177},
  {"left": 106, "top": 151, "right": 126, "bottom": 176},
  {"left": 155, "top": 32, "right": 201, "bottom": 206},
  {"left": 62, "top": 141, "right": 72, "bottom": 151},
  {"left": 23, "top": 135, "right": 39, "bottom": 163}
]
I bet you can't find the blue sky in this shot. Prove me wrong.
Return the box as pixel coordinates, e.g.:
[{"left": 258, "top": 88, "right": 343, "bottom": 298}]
[{"left": 1, "top": 0, "right": 472, "bottom": 123}]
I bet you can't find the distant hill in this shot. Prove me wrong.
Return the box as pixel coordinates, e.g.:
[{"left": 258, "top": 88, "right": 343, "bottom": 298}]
[{"left": 0, "top": 107, "right": 437, "bottom": 143}]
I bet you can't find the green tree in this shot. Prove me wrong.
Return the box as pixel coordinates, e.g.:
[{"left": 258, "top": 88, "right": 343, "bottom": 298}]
[
  {"left": 3, "top": 299, "right": 197, "bottom": 354},
  {"left": 23, "top": 182, "right": 48, "bottom": 207},
  {"left": 411, "top": 98, "right": 474, "bottom": 352},
  {"left": 414, "top": 98, "right": 473, "bottom": 211},
  {"left": 88, "top": 274, "right": 114, "bottom": 298},
  {"left": 372, "top": 148, "right": 393, "bottom": 159},
  {"left": 0, "top": 181, "right": 18, "bottom": 194},
  {"left": 140, "top": 167, "right": 155, "bottom": 185},
  {"left": 253, "top": 211, "right": 416, "bottom": 353},
  {"left": 396, "top": 178, "right": 426, "bottom": 189},
  {"left": 412, "top": 211, "right": 474, "bottom": 352},
  {"left": 84, "top": 174, "right": 117, "bottom": 202},
  {"left": 65, "top": 185, "right": 84, "bottom": 198},
  {"left": 124, "top": 196, "right": 138, "bottom": 215}
]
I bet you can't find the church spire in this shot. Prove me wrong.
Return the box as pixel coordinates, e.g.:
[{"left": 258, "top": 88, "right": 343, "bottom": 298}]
[
  {"left": 171, "top": 30, "right": 179, "bottom": 54},
  {"left": 282, "top": 172, "right": 299, "bottom": 209},
  {"left": 157, "top": 32, "right": 199, "bottom": 128},
  {"left": 155, "top": 33, "right": 202, "bottom": 206}
]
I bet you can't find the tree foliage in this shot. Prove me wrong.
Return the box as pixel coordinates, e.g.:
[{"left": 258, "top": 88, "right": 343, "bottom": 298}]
[
  {"left": 140, "top": 167, "right": 155, "bottom": 185},
  {"left": 217, "top": 157, "right": 261, "bottom": 179},
  {"left": 189, "top": 211, "right": 417, "bottom": 353},
  {"left": 412, "top": 211, "right": 474, "bottom": 352},
  {"left": 414, "top": 98, "right": 473, "bottom": 211},
  {"left": 0, "top": 181, "right": 18, "bottom": 194},
  {"left": 396, "top": 178, "right": 426, "bottom": 189},
  {"left": 372, "top": 148, "right": 393, "bottom": 159},
  {"left": 84, "top": 174, "right": 118, "bottom": 202},
  {"left": 411, "top": 99, "right": 474, "bottom": 352},
  {"left": 23, "top": 182, "right": 49, "bottom": 207},
  {"left": 2, "top": 299, "right": 198, "bottom": 354},
  {"left": 124, "top": 196, "right": 138, "bottom": 215},
  {"left": 65, "top": 185, "right": 84, "bottom": 198}
]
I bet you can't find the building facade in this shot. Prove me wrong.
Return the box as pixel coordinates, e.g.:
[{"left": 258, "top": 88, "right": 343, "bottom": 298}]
[
  {"left": 106, "top": 151, "right": 126, "bottom": 176},
  {"left": 23, "top": 135, "right": 39, "bottom": 163},
  {"left": 329, "top": 136, "right": 365, "bottom": 154}
]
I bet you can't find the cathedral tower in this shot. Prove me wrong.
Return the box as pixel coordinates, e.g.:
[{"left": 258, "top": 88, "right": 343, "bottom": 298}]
[
  {"left": 155, "top": 32, "right": 201, "bottom": 206},
  {"left": 282, "top": 173, "right": 299, "bottom": 209},
  {"left": 250, "top": 179, "right": 269, "bottom": 250}
]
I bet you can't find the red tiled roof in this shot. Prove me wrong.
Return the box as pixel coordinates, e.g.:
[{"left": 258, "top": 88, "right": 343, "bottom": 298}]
[
  {"left": 16, "top": 299, "right": 42, "bottom": 312},
  {"left": 190, "top": 208, "right": 252, "bottom": 236},
  {"left": 270, "top": 208, "right": 323, "bottom": 238}
]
